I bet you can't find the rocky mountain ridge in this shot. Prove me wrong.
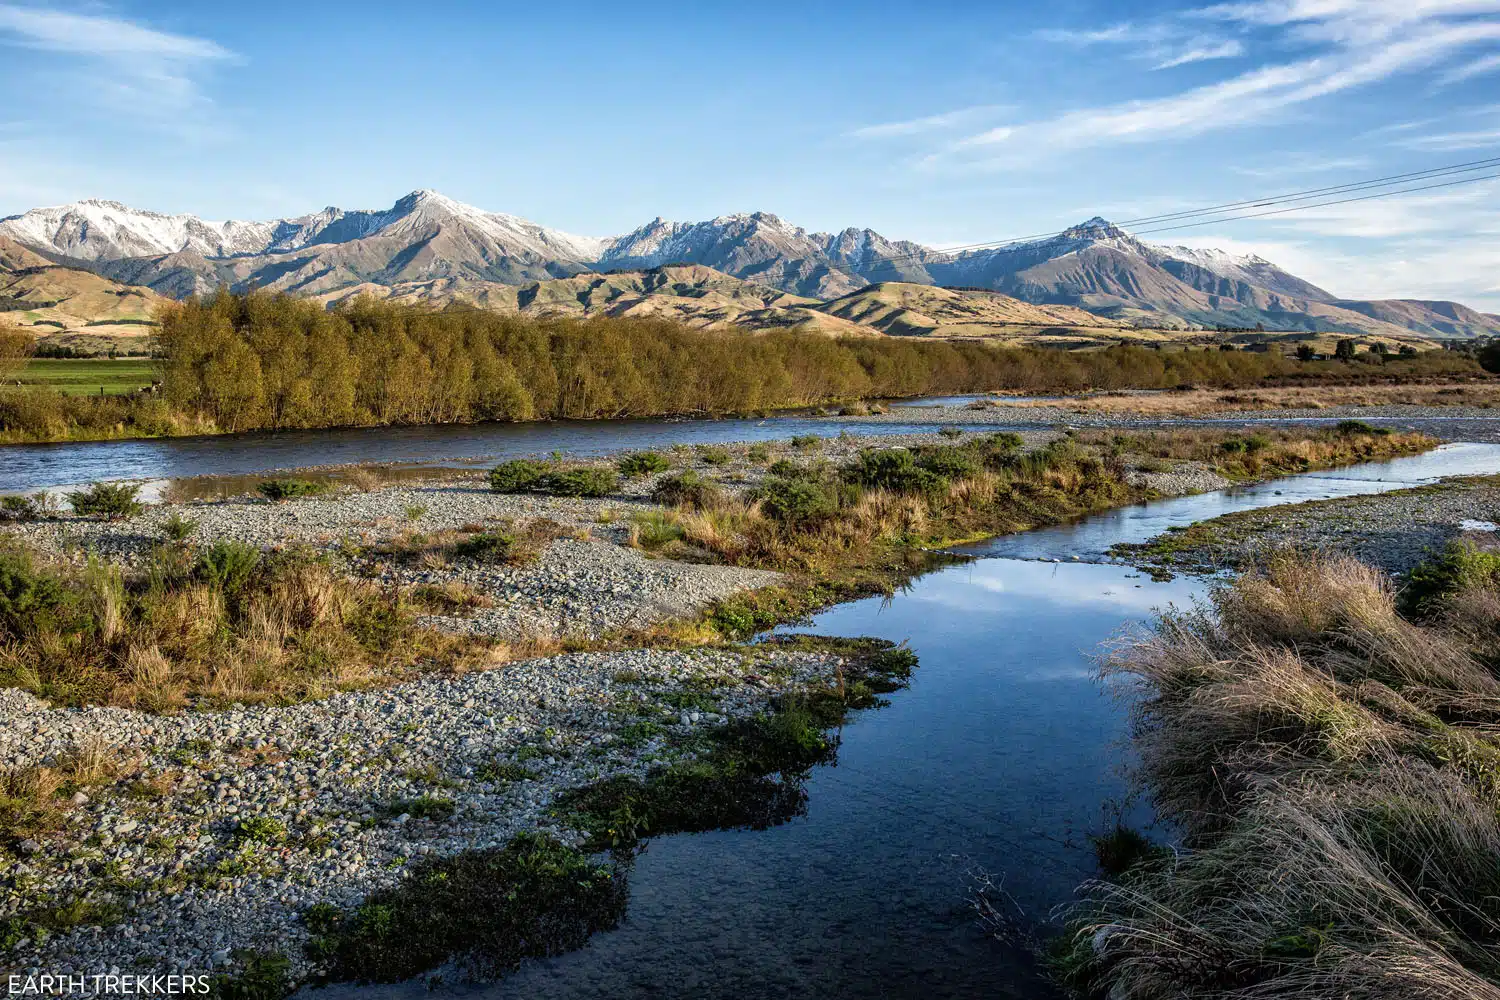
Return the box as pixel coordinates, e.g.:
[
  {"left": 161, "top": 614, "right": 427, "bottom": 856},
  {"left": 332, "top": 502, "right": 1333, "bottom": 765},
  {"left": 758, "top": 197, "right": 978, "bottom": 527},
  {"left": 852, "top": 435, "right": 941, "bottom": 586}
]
[{"left": 3, "top": 193, "right": 1497, "bottom": 341}]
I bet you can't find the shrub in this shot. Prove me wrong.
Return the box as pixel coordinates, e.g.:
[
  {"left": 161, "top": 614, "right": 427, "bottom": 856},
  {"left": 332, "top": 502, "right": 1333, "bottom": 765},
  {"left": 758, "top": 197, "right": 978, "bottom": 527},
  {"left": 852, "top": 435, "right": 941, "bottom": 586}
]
[
  {"left": 790, "top": 434, "right": 821, "bottom": 451},
  {"left": 489, "top": 459, "right": 548, "bottom": 493},
  {"left": 404, "top": 505, "right": 427, "bottom": 522},
  {"left": 981, "top": 431, "right": 1024, "bottom": 454},
  {"left": 0, "top": 548, "right": 67, "bottom": 635},
  {"left": 0, "top": 494, "right": 54, "bottom": 523},
  {"left": 1402, "top": 541, "right": 1500, "bottom": 618},
  {"left": 938, "top": 426, "right": 964, "bottom": 439},
  {"left": 65, "top": 482, "right": 142, "bottom": 520},
  {"left": 756, "top": 477, "right": 838, "bottom": 525},
  {"left": 617, "top": 451, "right": 672, "bottom": 477},
  {"left": 1334, "top": 419, "right": 1391, "bottom": 437},
  {"left": 449, "top": 531, "right": 517, "bottom": 564},
  {"left": 916, "top": 445, "right": 980, "bottom": 480},
  {"left": 257, "top": 478, "right": 328, "bottom": 501},
  {"left": 746, "top": 443, "right": 771, "bottom": 464},
  {"left": 766, "top": 459, "right": 809, "bottom": 479},
  {"left": 695, "top": 445, "right": 732, "bottom": 466},
  {"left": 196, "top": 540, "right": 262, "bottom": 597},
  {"left": 652, "top": 471, "right": 723, "bottom": 510},
  {"left": 845, "top": 449, "right": 948, "bottom": 494},
  {"left": 161, "top": 513, "right": 198, "bottom": 542},
  {"left": 539, "top": 467, "right": 619, "bottom": 498}
]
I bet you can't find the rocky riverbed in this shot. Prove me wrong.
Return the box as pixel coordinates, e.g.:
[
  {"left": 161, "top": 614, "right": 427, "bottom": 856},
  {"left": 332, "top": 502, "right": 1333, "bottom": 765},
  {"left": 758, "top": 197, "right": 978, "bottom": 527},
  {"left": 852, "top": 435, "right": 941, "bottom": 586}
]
[
  {"left": 1113, "top": 473, "right": 1500, "bottom": 578},
  {"left": 0, "top": 643, "right": 867, "bottom": 982},
  {"left": 847, "top": 400, "right": 1500, "bottom": 442}
]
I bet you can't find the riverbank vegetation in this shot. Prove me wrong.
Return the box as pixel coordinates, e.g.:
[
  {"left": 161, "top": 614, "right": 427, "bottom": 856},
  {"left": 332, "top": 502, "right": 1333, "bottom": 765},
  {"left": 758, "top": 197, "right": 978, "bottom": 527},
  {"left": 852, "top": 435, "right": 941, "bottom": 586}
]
[
  {"left": 601, "top": 425, "right": 1435, "bottom": 641},
  {"left": 1001, "top": 378, "right": 1500, "bottom": 416},
  {"left": 1058, "top": 545, "right": 1500, "bottom": 998},
  {"left": 0, "top": 291, "right": 1486, "bottom": 443},
  {"left": 0, "top": 540, "right": 479, "bottom": 711}
]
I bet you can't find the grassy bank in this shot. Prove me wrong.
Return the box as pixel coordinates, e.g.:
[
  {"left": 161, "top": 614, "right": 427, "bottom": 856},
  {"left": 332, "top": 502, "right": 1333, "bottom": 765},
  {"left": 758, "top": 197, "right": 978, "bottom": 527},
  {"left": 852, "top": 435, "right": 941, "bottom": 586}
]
[
  {"left": 0, "top": 540, "right": 481, "bottom": 711},
  {"left": 1055, "top": 545, "right": 1500, "bottom": 998},
  {"left": 595, "top": 426, "right": 1437, "bottom": 644}
]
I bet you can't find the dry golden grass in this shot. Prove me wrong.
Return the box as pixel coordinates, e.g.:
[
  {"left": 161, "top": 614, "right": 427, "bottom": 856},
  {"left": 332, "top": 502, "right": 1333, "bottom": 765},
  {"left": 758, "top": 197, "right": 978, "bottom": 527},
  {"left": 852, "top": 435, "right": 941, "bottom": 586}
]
[
  {"left": 999, "top": 380, "right": 1500, "bottom": 415},
  {"left": 0, "top": 736, "right": 135, "bottom": 843},
  {"left": 0, "top": 542, "right": 483, "bottom": 711},
  {"left": 1061, "top": 551, "right": 1500, "bottom": 998}
]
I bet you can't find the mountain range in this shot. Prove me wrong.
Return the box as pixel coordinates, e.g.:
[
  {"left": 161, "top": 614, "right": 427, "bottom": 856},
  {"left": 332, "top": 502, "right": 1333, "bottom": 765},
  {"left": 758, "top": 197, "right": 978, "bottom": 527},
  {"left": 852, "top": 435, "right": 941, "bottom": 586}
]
[{"left": 3, "top": 190, "right": 1497, "bottom": 344}]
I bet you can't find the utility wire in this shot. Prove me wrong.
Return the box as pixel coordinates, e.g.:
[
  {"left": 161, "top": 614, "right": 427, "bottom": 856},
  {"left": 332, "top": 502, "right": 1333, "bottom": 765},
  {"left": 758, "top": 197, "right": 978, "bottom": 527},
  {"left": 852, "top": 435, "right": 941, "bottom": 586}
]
[{"left": 650, "top": 156, "right": 1500, "bottom": 287}]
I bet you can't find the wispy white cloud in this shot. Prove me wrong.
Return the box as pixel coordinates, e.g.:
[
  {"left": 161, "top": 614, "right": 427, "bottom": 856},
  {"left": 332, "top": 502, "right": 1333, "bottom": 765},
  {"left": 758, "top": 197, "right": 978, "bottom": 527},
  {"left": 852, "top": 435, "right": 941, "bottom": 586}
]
[
  {"left": 846, "top": 105, "right": 1008, "bottom": 140},
  {"left": 0, "top": 5, "right": 236, "bottom": 130},
  {"left": 1153, "top": 39, "right": 1246, "bottom": 69},
  {"left": 1230, "top": 154, "right": 1372, "bottom": 177},
  {"left": 1438, "top": 51, "right": 1500, "bottom": 84},
  {"left": 1398, "top": 127, "right": 1500, "bottom": 150},
  {"left": 941, "top": 5, "right": 1500, "bottom": 166},
  {"left": 1036, "top": 19, "right": 1245, "bottom": 72}
]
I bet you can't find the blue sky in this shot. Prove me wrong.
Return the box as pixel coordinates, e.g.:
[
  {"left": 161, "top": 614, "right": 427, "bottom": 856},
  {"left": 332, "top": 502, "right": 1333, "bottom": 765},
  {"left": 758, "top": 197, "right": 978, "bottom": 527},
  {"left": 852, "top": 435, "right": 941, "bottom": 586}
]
[{"left": 1, "top": 0, "right": 1498, "bottom": 306}]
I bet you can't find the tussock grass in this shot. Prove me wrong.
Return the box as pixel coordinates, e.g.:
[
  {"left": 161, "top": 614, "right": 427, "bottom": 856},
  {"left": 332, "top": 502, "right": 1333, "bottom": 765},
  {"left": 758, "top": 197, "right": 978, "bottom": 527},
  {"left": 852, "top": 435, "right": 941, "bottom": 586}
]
[
  {"left": 1, "top": 736, "right": 133, "bottom": 846},
  {"left": 0, "top": 540, "right": 479, "bottom": 711},
  {"left": 1058, "top": 549, "right": 1500, "bottom": 998}
]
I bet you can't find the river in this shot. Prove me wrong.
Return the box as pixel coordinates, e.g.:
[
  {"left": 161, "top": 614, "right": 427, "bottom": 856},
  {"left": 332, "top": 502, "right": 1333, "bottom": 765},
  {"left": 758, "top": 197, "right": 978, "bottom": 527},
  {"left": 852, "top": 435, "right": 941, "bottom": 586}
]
[{"left": 282, "top": 441, "right": 1500, "bottom": 999}]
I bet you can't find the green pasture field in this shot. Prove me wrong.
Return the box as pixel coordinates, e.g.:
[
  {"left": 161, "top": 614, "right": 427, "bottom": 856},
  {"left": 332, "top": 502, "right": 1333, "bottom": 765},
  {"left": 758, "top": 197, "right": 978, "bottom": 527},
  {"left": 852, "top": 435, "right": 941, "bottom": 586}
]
[{"left": 12, "top": 358, "right": 157, "bottom": 396}]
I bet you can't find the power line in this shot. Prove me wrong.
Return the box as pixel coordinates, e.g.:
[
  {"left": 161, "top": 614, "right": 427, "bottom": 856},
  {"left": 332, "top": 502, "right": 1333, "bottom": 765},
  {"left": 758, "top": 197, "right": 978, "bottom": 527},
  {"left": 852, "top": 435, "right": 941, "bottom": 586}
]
[{"left": 677, "top": 156, "right": 1500, "bottom": 287}]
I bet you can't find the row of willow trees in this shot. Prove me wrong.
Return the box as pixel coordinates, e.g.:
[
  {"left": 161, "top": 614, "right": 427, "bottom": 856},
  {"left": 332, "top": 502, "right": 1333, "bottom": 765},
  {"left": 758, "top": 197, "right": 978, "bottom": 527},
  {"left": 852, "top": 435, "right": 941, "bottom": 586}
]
[{"left": 149, "top": 292, "right": 1472, "bottom": 434}]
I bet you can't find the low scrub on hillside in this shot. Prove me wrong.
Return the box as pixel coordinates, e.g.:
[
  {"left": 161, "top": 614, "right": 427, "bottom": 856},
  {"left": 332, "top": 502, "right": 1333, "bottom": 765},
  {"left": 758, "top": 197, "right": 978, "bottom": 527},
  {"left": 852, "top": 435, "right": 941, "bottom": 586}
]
[{"left": 1053, "top": 546, "right": 1500, "bottom": 998}]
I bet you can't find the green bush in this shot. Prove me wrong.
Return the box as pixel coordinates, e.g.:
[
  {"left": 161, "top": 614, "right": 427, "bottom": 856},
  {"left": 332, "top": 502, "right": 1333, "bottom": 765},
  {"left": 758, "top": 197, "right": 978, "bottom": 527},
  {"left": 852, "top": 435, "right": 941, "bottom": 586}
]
[
  {"left": 695, "top": 445, "right": 732, "bottom": 466},
  {"left": 916, "top": 445, "right": 981, "bottom": 480},
  {"left": 617, "top": 451, "right": 672, "bottom": 477},
  {"left": 844, "top": 449, "right": 948, "bottom": 494},
  {"left": 652, "top": 471, "right": 723, "bottom": 510},
  {"left": 450, "top": 531, "right": 516, "bottom": 563},
  {"left": 756, "top": 477, "right": 838, "bottom": 525},
  {"left": 790, "top": 434, "right": 821, "bottom": 451},
  {"left": 0, "top": 494, "right": 54, "bottom": 523},
  {"left": 0, "top": 548, "right": 67, "bottom": 635},
  {"left": 981, "top": 431, "right": 1024, "bottom": 454},
  {"left": 746, "top": 444, "right": 771, "bottom": 464},
  {"left": 196, "top": 540, "right": 262, "bottom": 597},
  {"left": 766, "top": 459, "right": 811, "bottom": 479},
  {"left": 938, "top": 426, "right": 964, "bottom": 439},
  {"left": 540, "top": 467, "right": 619, "bottom": 498},
  {"left": 65, "top": 482, "right": 142, "bottom": 520},
  {"left": 162, "top": 513, "right": 198, "bottom": 542},
  {"left": 1334, "top": 419, "right": 1391, "bottom": 437},
  {"left": 257, "top": 478, "right": 328, "bottom": 501},
  {"left": 1402, "top": 541, "right": 1500, "bottom": 618},
  {"left": 489, "top": 459, "right": 549, "bottom": 493}
]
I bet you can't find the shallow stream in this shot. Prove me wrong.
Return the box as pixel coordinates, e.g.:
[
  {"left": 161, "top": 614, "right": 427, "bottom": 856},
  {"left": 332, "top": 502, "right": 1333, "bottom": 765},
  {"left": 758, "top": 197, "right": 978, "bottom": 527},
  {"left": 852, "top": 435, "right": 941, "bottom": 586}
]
[{"left": 320, "top": 443, "right": 1500, "bottom": 998}]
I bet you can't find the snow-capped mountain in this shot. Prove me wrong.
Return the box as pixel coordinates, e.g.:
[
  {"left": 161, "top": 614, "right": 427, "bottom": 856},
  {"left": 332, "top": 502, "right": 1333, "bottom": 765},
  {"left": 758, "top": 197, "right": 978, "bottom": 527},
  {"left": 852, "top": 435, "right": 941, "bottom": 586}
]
[
  {"left": 2, "top": 193, "right": 1495, "bottom": 339},
  {"left": 0, "top": 200, "right": 281, "bottom": 260},
  {"left": 596, "top": 212, "right": 944, "bottom": 297},
  {"left": 0, "top": 190, "right": 607, "bottom": 265}
]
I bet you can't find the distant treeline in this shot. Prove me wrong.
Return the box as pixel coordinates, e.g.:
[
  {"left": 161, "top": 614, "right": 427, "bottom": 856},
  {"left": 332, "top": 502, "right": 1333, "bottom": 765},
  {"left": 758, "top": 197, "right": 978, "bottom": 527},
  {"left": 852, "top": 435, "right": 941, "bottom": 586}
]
[{"left": 0, "top": 291, "right": 1486, "bottom": 442}]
